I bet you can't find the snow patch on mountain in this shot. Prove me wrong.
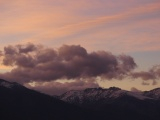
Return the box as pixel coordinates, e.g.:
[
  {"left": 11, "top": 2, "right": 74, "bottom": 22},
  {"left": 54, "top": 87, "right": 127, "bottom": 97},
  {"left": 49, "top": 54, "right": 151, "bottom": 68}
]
[{"left": 59, "top": 87, "right": 153, "bottom": 105}]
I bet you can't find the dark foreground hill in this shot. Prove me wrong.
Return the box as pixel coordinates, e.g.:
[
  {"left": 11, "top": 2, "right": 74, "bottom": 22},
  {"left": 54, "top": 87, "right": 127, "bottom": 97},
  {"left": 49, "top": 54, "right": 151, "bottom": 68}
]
[{"left": 0, "top": 79, "right": 92, "bottom": 120}]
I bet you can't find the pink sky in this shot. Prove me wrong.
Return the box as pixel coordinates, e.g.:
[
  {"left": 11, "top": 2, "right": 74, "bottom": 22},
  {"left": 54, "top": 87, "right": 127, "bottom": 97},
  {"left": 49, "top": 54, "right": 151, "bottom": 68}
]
[{"left": 0, "top": 0, "right": 160, "bottom": 94}]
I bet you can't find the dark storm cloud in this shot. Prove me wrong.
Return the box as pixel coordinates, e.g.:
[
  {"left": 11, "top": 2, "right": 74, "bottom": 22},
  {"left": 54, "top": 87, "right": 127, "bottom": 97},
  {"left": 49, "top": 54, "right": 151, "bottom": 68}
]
[
  {"left": 26, "top": 80, "right": 99, "bottom": 95},
  {"left": 0, "top": 43, "right": 137, "bottom": 84}
]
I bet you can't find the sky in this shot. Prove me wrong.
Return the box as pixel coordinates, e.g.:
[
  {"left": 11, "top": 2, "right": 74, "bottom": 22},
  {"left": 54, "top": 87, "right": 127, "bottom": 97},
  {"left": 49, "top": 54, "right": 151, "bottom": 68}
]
[{"left": 0, "top": 0, "right": 160, "bottom": 95}]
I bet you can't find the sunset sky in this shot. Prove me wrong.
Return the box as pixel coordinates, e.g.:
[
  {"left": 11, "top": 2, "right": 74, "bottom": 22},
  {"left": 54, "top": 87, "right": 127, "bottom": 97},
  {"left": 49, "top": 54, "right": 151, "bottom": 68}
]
[{"left": 0, "top": 0, "right": 160, "bottom": 95}]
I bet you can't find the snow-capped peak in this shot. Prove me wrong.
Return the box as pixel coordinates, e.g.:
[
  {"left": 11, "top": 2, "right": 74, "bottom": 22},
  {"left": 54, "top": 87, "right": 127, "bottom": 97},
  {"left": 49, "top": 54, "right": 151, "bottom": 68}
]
[
  {"left": 59, "top": 87, "right": 153, "bottom": 105},
  {"left": 60, "top": 87, "right": 122, "bottom": 101}
]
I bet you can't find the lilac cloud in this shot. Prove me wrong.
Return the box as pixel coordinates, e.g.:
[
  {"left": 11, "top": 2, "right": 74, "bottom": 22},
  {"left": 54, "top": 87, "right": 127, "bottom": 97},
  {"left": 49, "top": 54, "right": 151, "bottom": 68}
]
[
  {"left": 0, "top": 43, "right": 137, "bottom": 84},
  {"left": 131, "top": 65, "right": 160, "bottom": 85}
]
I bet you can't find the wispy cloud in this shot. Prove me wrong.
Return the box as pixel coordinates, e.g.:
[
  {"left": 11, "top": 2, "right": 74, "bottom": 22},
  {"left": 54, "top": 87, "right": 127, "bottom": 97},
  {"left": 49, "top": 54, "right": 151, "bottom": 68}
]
[
  {"left": 27, "top": 2, "right": 160, "bottom": 39},
  {"left": 21, "top": 1, "right": 160, "bottom": 53},
  {"left": 1, "top": 0, "right": 160, "bottom": 53}
]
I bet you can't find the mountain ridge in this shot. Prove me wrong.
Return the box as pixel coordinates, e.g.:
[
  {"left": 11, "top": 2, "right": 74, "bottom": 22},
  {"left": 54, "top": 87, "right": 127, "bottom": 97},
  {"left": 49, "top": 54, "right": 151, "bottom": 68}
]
[
  {"left": 57, "top": 86, "right": 160, "bottom": 120},
  {"left": 1, "top": 79, "right": 160, "bottom": 120},
  {"left": 0, "top": 79, "right": 92, "bottom": 120},
  {"left": 58, "top": 86, "right": 159, "bottom": 104}
]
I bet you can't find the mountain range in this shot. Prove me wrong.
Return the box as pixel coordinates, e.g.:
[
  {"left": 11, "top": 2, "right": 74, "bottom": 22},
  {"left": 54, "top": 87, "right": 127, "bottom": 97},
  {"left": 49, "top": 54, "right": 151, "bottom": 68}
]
[
  {"left": 1, "top": 78, "right": 160, "bottom": 120},
  {"left": 59, "top": 87, "right": 160, "bottom": 106},
  {"left": 57, "top": 87, "right": 160, "bottom": 120}
]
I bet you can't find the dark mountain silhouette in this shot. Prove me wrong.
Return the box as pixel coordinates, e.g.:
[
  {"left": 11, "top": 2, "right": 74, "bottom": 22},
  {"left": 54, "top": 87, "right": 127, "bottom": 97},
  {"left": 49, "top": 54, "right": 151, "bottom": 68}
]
[
  {"left": 1, "top": 78, "right": 160, "bottom": 120},
  {"left": 0, "top": 79, "right": 92, "bottom": 120}
]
